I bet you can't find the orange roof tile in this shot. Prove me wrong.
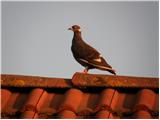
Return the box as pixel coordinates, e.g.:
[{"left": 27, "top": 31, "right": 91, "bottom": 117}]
[{"left": 1, "top": 73, "right": 159, "bottom": 119}]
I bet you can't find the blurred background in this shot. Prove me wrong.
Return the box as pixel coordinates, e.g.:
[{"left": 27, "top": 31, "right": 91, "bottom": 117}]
[{"left": 2, "top": 1, "right": 159, "bottom": 78}]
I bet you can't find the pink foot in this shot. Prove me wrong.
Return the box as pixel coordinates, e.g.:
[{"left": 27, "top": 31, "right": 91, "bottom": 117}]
[{"left": 83, "top": 69, "right": 88, "bottom": 74}]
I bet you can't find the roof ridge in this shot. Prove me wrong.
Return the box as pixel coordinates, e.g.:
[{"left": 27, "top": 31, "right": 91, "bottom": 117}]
[{"left": 1, "top": 73, "right": 159, "bottom": 89}]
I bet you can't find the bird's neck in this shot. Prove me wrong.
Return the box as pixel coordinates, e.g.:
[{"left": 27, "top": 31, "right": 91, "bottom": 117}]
[
  {"left": 72, "top": 31, "right": 82, "bottom": 43},
  {"left": 73, "top": 31, "right": 82, "bottom": 37}
]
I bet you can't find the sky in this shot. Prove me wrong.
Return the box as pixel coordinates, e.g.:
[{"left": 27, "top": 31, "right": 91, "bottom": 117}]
[{"left": 2, "top": 1, "right": 159, "bottom": 78}]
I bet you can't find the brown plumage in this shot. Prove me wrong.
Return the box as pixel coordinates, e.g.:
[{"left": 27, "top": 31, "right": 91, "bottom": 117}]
[{"left": 68, "top": 25, "right": 116, "bottom": 75}]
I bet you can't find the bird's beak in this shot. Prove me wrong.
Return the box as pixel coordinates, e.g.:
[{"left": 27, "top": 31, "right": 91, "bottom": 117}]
[{"left": 68, "top": 27, "right": 73, "bottom": 31}]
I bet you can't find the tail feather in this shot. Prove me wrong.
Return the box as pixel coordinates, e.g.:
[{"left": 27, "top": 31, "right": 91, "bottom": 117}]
[{"left": 107, "top": 69, "right": 116, "bottom": 75}]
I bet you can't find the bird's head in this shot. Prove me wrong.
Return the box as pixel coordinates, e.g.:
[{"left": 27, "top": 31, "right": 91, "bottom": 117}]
[{"left": 68, "top": 25, "right": 81, "bottom": 32}]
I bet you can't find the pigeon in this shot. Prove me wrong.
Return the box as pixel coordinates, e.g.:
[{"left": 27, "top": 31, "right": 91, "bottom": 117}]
[{"left": 68, "top": 25, "right": 116, "bottom": 75}]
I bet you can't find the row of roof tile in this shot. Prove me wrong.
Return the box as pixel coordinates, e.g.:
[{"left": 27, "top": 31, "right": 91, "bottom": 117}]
[{"left": 1, "top": 88, "right": 158, "bottom": 119}]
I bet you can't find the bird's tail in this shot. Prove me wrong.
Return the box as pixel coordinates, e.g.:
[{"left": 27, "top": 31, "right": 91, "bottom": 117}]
[{"left": 107, "top": 68, "right": 116, "bottom": 75}]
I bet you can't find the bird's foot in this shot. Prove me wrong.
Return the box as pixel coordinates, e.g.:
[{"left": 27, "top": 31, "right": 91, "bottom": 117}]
[{"left": 83, "top": 69, "right": 88, "bottom": 74}]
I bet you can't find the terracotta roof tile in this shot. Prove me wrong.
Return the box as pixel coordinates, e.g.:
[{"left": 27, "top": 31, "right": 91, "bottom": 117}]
[
  {"left": 95, "top": 110, "right": 110, "bottom": 118},
  {"left": 1, "top": 73, "right": 159, "bottom": 119},
  {"left": 134, "top": 110, "right": 152, "bottom": 119},
  {"left": 1, "top": 74, "right": 71, "bottom": 88},
  {"left": 72, "top": 73, "right": 158, "bottom": 88},
  {"left": 1, "top": 89, "right": 12, "bottom": 110},
  {"left": 59, "top": 89, "right": 83, "bottom": 113},
  {"left": 20, "top": 111, "right": 37, "bottom": 119},
  {"left": 135, "top": 89, "right": 157, "bottom": 110},
  {"left": 57, "top": 110, "right": 77, "bottom": 119},
  {"left": 154, "top": 94, "right": 159, "bottom": 112},
  {"left": 95, "top": 89, "right": 115, "bottom": 111}
]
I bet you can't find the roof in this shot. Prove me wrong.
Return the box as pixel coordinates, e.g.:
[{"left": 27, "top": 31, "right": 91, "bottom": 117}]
[{"left": 1, "top": 73, "right": 159, "bottom": 119}]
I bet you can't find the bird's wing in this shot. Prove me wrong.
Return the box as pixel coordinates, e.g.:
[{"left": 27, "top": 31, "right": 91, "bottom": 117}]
[
  {"left": 71, "top": 40, "right": 99, "bottom": 59},
  {"left": 78, "top": 42, "right": 113, "bottom": 69},
  {"left": 83, "top": 43, "right": 100, "bottom": 59}
]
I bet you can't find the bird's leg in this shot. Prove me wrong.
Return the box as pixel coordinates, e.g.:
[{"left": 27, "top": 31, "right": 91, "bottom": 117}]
[{"left": 83, "top": 67, "right": 89, "bottom": 74}]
